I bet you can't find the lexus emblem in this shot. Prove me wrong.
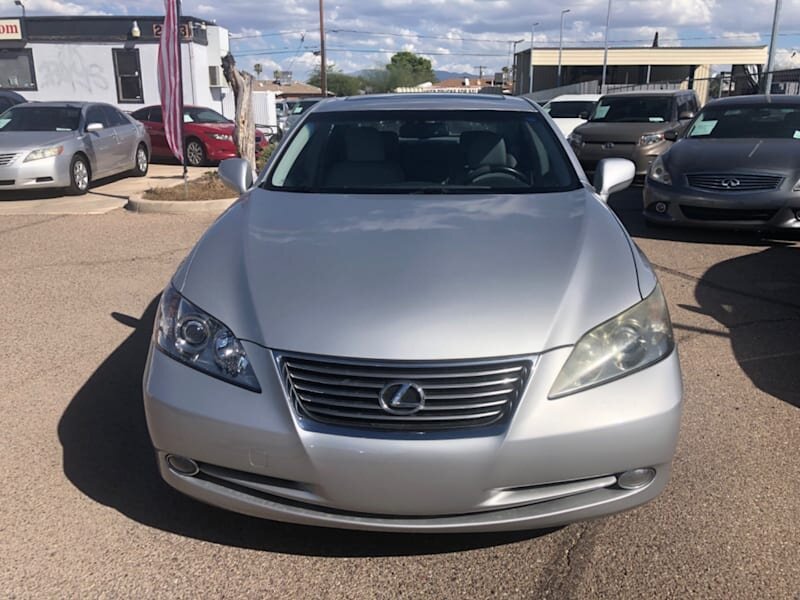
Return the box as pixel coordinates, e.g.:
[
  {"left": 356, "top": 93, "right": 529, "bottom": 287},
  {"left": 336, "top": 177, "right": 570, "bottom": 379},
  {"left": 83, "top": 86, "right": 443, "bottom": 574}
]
[
  {"left": 603, "top": 142, "right": 615, "bottom": 149},
  {"left": 378, "top": 381, "right": 426, "bottom": 415},
  {"left": 720, "top": 178, "right": 741, "bottom": 188}
]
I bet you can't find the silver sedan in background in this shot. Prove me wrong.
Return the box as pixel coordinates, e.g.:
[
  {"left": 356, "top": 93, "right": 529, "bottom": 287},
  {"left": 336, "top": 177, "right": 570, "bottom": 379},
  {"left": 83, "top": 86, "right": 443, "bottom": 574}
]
[
  {"left": 0, "top": 102, "right": 150, "bottom": 195},
  {"left": 144, "top": 94, "right": 683, "bottom": 532}
]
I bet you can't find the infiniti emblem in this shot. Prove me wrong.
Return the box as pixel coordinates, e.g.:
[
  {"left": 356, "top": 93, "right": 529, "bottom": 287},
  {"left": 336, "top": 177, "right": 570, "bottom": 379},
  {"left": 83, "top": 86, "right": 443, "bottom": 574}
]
[
  {"left": 720, "top": 178, "right": 741, "bottom": 188},
  {"left": 603, "top": 142, "right": 615, "bottom": 149},
  {"left": 378, "top": 381, "right": 426, "bottom": 416}
]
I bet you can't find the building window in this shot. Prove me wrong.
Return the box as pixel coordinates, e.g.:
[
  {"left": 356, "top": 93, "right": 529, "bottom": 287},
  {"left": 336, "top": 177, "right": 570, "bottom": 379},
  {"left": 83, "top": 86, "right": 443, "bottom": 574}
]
[
  {"left": 112, "top": 48, "right": 143, "bottom": 103},
  {"left": 0, "top": 48, "right": 37, "bottom": 91}
]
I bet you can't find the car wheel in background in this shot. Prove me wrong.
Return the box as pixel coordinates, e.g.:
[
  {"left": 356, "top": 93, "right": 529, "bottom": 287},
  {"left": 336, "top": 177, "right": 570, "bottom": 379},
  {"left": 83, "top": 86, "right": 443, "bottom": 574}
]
[
  {"left": 185, "top": 139, "right": 206, "bottom": 167},
  {"left": 133, "top": 144, "right": 149, "bottom": 177},
  {"left": 68, "top": 155, "right": 90, "bottom": 195}
]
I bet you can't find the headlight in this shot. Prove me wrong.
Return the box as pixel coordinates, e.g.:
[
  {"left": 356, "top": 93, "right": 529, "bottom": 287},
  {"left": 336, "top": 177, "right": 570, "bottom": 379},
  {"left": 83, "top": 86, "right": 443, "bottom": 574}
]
[
  {"left": 568, "top": 132, "right": 583, "bottom": 147},
  {"left": 639, "top": 133, "right": 664, "bottom": 146},
  {"left": 154, "top": 285, "right": 261, "bottom": 392},
  {"left": 793, "top": 177, "right": 800, "bottom": 192},
  {"left": 24, "top": 145, "right": 64, "bottom": 162},
  {"left": 209, "top": 133, "right": 233, "bottom": 141},
  {"left": 648, "top": 155, "right": 672, "bottom": 185},
  {"left": 549, "top": 285, "right": 674, "bottom": 399}
]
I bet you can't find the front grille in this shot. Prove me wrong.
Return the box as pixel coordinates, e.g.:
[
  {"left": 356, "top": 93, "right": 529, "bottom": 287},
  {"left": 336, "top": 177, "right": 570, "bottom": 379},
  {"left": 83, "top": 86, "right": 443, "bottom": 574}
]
[
  {"left": 679, "top": 205, "right": 778, "bottom": 222},
  {"left": 0, "top": 153, "right": 17, "bottom": 167},
  {"left": 277, "top": 352, "right": 534, "bottom": 431},
  {"left": 686, "top": 173, "right": 783, "bottom": 192}
]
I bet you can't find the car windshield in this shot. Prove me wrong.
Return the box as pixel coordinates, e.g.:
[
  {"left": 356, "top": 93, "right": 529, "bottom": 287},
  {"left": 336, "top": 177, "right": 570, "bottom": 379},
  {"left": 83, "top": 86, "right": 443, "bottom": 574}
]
[
  {"left": 265, "top": 109, "right": 580, "bottom": 194},
  {"left": 687, "top": 105, "right": 800, "bottom": 139},
  {"left": 0, "top": 106, "right": 81, "bottom": 132},
  {"left": 545, "top": 101, "right": 597, "bottom": 119},
  {"left": 291, "top": 100, "right": 320, "bottom": 115},
  {"left": 590, "top": 96, "right": 673, "bottom": 123},
  {"left": 184, "top": 107, "right": 230, "bottom": 124}
]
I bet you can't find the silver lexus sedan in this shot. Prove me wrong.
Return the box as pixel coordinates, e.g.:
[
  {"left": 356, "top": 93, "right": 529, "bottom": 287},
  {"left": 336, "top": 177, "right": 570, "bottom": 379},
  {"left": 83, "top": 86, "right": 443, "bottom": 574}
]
[
  {"left": 0, "top": 102, "right": 150, "bottom": 195},
  {"left": 144, "top": 94, "right": 683, "bottom": 532}
]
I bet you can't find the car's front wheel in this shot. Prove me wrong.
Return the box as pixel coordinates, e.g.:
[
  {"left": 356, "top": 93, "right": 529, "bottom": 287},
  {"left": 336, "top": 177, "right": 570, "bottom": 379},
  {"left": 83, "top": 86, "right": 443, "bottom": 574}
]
[
  {"left": 132, "top": 144, "right": 149, "bottom": 177},
  {"left": 185, "top": 139, "right": 206, "bottom": 167},
  {"left": 68, "top": 155, "right": 90, "bottom": 195}
]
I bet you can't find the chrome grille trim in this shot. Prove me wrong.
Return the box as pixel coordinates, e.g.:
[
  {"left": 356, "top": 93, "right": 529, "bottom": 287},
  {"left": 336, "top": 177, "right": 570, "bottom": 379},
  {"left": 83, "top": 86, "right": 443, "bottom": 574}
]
[
  {"left": 686, "top": 173, "right": 783, "bottom": 192},
  {"left": 0, "top": 153, "right": 18, "bottom": 167},
  {"left": 276, "top": 352, "right": 536, "bottom": 431}
]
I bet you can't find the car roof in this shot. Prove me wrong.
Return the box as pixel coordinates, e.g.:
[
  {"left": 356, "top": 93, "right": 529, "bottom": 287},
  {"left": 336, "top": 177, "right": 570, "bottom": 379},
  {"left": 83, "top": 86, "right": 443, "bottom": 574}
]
[
  {"left": 13, "top": 101, "right": 90, "bottom": 108},
  {"left": 313, "top": 93, "right": 536, "bottom": 113},
  {"left": 703, "top": 94, "right": 800, "bottom": 108},
  {"left": 601, "top": 89, "right": 693, "bottom": 98},
  {"left": 546, "top": 94, "right": 602, "bottom": 102}
]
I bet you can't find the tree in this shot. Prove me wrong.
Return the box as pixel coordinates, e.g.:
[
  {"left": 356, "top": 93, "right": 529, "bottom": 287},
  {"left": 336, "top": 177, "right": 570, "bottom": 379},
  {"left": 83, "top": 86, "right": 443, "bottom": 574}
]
[
  {"left": 221, "top": 53, "right": 256, "bottom": 172},
  {"left": 386, "top": 51, "right": 436, "bottom": 87},
  {"left": 307, "top": 65, "right": 363, "bottom": 97}
]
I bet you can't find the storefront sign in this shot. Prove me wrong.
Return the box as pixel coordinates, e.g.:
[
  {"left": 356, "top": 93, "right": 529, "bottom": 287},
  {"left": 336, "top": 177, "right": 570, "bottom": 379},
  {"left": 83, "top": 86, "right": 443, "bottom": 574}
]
[
  {"left": 152, "top": 23, "right": 192, "bottom": 40},
  {"left": 0, "top": 19, "right": 22, "bottom": 40}
]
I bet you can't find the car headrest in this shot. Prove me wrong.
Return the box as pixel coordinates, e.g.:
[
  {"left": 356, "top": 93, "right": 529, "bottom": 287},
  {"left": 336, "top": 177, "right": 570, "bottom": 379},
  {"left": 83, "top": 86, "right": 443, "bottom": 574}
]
[
  {"left": 461, "top": 131, "right": 508, "bottom": 168},
  {"left": 345, "top": 127, "right": 385, "bottom": 162}
]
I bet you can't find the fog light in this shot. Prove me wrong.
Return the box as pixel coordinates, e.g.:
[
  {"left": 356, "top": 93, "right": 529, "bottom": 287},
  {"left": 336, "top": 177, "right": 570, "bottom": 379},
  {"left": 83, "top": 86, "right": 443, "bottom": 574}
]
[
  {"left": 654, "top": 202, "right": 668, "bottom": 214},
  {"left": 793, "top": 209, "right": 800, "bottom": 220},
  {"left": 617, "top": 468, "right": 656, "bottom": 490},
  {"left": 166, "top": 454, "right": 199, "bottom": 476}
]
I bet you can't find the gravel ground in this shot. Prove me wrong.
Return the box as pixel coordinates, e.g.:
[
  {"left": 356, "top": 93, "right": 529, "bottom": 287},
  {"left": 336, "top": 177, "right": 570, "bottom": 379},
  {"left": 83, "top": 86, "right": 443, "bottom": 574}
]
[{"left": 1, "top": 190, "right": 798, "bottom": 599}]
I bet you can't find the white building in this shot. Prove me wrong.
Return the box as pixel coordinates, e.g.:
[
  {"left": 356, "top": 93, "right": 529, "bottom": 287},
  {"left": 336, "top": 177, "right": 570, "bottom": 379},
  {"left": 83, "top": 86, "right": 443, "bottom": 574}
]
[{"left": 0, "top": 15, "right": 232, "bottom": 115}]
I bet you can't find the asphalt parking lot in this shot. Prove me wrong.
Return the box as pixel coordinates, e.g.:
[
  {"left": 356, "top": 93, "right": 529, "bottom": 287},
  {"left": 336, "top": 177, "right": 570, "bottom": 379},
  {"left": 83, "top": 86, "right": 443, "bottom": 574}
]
[{"left": 1, "top": 188, "right": 798, "bottom": 598}]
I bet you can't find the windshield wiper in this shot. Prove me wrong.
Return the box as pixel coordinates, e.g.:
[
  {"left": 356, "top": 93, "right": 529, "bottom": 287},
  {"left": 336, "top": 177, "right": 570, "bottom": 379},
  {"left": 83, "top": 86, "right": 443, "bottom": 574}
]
[{"left": 408, "top": 186, "right": 493, "bottom": 194}]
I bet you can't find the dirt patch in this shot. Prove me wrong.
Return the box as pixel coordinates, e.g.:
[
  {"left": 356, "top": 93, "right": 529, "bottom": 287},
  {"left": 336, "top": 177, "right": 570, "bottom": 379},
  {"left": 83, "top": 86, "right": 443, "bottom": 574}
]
[{"left": 143, "top": 172, "right": 235, "bottom": 201}]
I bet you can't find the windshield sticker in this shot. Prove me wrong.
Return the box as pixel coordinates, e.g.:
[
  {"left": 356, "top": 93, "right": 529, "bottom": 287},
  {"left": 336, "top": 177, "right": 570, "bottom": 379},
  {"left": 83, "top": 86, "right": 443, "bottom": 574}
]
[
  {"left": 594, "top": 105, "right": 610, "bottom": 119},
  {"left": 648, "top": 117, "right": 665, "bottom": 123},
  {"left": 690, "top": 120, "right": 717, "bottom": 136},
  {"left": 0, "top": 118, "right": 9, "bottom": 129},
  {"left": 794, "top": 130, "right": 800, "bottom": 139}
]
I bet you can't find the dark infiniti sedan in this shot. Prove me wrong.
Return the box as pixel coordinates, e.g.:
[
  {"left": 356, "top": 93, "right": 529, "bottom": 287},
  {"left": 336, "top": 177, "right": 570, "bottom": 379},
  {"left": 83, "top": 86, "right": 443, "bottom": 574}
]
[{"left": 643, "top": 95, "right": 800, "bottom": 229}]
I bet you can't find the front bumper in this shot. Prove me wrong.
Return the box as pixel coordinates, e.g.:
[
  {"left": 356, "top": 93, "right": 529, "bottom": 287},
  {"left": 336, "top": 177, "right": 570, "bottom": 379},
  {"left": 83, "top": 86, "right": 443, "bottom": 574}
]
[
  {"left": 643, "top": 180, "right": 800, "bottom": 230},
  {"left": 143, "top": 342, "right": 683, "bottom": 532},
  {"left": 0, "top": 153, "right": 72, "bottom": 190},
  {"left": 574, "top": 140, "right": 671, "bottom": 176}
]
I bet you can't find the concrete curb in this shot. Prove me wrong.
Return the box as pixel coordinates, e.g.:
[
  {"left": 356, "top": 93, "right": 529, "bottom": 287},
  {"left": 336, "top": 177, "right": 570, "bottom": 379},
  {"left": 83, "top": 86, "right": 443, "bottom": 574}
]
[{"left": 126, "top": 194, "right": 237, "bottom": 214}]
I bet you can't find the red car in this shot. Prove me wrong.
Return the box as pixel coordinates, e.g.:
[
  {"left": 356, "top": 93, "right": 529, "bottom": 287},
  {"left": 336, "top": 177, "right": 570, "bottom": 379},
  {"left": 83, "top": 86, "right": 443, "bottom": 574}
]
[{"left": 130, "top": 105, "right": 269, "bottom": 166}]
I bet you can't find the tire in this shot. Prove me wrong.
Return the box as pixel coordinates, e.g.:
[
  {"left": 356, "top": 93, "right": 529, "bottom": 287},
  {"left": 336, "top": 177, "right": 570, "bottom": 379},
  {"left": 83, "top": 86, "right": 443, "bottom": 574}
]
[
  {"left": 68, "top": 155, "right": 90, "bottom": 195},
  {"left": 132, "top": 143, "right": 149, "bottom": 177},
  {"left": 185, "top": 139, "right": 206, "bottom": 167}
]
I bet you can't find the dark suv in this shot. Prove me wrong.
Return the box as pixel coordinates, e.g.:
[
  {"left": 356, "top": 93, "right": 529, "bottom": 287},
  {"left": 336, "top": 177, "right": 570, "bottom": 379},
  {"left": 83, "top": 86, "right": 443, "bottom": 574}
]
[{"left": 569, "top": 89, "right": 699, "bottom": 176}]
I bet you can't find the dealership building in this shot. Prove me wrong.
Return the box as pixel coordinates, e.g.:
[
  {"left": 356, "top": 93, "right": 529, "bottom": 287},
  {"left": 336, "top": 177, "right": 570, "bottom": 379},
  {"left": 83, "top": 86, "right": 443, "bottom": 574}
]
[
  {"left": 514, "top": 46, "right": 770, "bottom": 103},
  {"left": 0, "top": 15, "right": 232, "bottom": 113}
]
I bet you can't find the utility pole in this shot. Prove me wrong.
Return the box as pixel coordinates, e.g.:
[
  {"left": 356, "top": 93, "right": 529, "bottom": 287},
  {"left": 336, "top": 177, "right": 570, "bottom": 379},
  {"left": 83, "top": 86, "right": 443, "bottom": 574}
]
[
  {"left": 318, "top": 0, "right": 327, "bottom": 96},
  {"left": 601, "top": 0, "right": 613, "bottom": 93},
  {"left": 510, "top": 38, "right": 524, "bottom": 92},
  {"left": 474, "top": 65, "right": 487, "bottom": 83},
  {"left": 529, "top": 22, "right": 539, "bottom": 94},
  {"left": 557, "top": 9, "right": 570, "bottom": 88},
  {"left": 764, "top": 0, "right": 782, "bottom": 93}
]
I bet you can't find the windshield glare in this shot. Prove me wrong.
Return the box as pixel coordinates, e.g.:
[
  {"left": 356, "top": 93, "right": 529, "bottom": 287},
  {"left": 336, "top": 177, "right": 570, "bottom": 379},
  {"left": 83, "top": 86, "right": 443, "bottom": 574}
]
[
  {"left": 0, "top": 106, "right": 81, "bottom": 132},
  {"left": 546, "top": 101, "right": 597, "bottom": 119},
  {"left": 591, "top": 97, "right": 673, "bottom": 123},
  {"left": 265, "top": 109, "right": 580, "bottom": 194},
  {"left": 687, "top": 105, "right": 800, "bottom": 139}
]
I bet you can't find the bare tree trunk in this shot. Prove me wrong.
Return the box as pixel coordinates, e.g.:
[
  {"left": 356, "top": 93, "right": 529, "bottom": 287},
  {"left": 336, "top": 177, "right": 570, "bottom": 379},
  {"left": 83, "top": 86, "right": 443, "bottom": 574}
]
[{"left": 221, "top": 53, "right": 256, "bottom": 173}]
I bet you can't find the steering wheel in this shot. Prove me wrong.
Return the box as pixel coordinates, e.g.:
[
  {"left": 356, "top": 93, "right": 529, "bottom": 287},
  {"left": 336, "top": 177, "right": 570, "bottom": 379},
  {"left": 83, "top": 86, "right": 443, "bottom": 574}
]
[{"left": 466, "top": 165, "right": 529, "bottom": 185}]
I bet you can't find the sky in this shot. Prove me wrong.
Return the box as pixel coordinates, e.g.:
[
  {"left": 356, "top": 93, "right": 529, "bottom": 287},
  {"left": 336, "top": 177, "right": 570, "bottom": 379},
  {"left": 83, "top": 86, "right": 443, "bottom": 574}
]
[{"left": 4, "top": 0, "right": 800, "bottom": 80}]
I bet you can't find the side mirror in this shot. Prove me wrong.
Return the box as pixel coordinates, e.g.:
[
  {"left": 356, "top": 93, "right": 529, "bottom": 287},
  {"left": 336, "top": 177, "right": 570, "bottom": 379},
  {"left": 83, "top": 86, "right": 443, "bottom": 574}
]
[
  {"left": 86, "top": 122, "right": 104, "bottom": 132},
  {"left": 578, "top": 111, "right": 589, "bottom": 120},
  {"left": 593, "top": 158, "right": 635, "bottom": 202},
  {"left": 678, "top": 111, "right": 695, "bottom": 121},
  {"left": 218, "top": 158, "right": 254, "bottom": 195},
  {"left": 664, "top": 130, "right": 679, "bottom": 142}
]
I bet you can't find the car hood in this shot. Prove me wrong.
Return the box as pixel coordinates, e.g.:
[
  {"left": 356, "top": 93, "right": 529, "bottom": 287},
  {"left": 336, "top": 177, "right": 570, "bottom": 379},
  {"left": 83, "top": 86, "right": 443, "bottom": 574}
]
[
  {"left": 0, "top": 131, "right": 77, "bottom": 152},
  {"left": 665, "top": 138, "right": 800, "bottom": 175},
  {"left": 575, "top": 121, "right": 672, "bottom": 143},
  {"left": 176, "top": 189, "right": 643, "bottom": 360}
]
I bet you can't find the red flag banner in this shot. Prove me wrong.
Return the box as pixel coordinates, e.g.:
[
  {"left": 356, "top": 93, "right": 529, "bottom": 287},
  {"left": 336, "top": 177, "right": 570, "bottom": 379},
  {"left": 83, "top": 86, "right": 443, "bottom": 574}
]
[{"left": 157, "top": 0, "right": 184, "bottom": 163}]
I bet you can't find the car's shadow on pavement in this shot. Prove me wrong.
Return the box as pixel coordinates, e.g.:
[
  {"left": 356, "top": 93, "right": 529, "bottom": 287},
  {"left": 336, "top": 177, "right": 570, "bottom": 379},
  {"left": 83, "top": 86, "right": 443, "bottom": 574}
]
[
  {"left": 690, "top": 247, "right": 800, "bottom": 409},
  {"left": 58, "top": 296, "right": 555, "bottom": 556}
]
